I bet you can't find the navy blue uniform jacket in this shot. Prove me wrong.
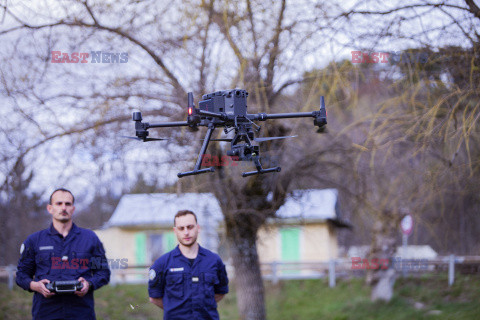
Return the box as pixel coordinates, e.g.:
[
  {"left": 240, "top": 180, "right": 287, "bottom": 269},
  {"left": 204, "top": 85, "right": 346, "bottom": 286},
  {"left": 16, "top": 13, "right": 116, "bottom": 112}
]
[
  {"left": 148, "top": 245, "right": 229, "bottom": 320},
  {"left": 16, "top": 223, "right": 111, "bottom": 320}
]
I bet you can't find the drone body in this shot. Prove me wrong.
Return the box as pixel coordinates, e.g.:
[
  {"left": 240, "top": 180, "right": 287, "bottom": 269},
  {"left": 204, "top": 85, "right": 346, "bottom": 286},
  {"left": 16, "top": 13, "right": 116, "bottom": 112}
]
[{"left": 130, "top": 89, "right": 327, "bottom": 178}]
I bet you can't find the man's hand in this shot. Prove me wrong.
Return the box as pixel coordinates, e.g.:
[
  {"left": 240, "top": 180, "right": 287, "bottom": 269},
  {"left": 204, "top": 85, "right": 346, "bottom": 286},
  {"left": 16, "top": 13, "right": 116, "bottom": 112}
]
[
  {"left": 149, "top": 297, "right": 164, "bottom": 309},
  {"left": 215, "top": 294, "right": 225, "bottom": 303},
  {"left": 30, "top": 279, "right": 55, "bottom": 298},
  {"left": 75, "top": 277, "right": 90, "bottom": 297}
]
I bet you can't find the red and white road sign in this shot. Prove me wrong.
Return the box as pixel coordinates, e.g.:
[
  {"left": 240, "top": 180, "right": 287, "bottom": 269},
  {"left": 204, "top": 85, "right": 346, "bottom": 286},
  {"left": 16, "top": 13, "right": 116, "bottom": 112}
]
[{"left": 401, "top": 214, "right": 414, "bottom": 236}]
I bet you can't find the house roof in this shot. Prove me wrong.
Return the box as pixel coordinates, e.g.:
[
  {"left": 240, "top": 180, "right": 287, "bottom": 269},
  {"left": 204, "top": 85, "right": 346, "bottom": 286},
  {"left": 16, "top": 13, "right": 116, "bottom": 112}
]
[
  {"left": 105, "top": 189, "right": 339, "bottom": 228},
  {"left": 104, "top": 193, "right": 223, "bottom": 228},
  {"left": 274, "top": 188, "right": 338, "bottom": 221}
]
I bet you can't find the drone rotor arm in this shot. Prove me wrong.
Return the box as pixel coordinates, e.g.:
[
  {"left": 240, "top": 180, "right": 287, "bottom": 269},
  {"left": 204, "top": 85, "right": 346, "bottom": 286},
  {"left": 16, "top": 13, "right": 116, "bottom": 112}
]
[
  {"left": 249, "top": 111, "right": 316, "bottom": 121},
  {"left": 248, "top": 95, "right": 327, "bottom": 131},
  {"left": 208, "top": 138, "right": 233, "bottom": 142},
  {"left": 148, "top": 121, "right": 190, "bottom": 128}
]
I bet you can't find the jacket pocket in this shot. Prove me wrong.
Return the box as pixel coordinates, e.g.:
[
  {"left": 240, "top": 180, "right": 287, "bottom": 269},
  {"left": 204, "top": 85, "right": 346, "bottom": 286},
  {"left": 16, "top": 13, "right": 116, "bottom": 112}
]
[
  {"left": 35, "top": 252, "right": 52, "bottom": 275},
  {"left": 203, "top": 273, "right": 219, "bottom": 299},
  {"left": 166, "top": 274, "right": 184, "bottom": 299}
]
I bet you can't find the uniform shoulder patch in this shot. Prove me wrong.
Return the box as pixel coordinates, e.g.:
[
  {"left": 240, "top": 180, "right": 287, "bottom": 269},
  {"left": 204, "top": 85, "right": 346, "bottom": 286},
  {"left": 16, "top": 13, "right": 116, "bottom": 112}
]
[{"left": 149, "top": 269, "right": 156, "bottom": 281}]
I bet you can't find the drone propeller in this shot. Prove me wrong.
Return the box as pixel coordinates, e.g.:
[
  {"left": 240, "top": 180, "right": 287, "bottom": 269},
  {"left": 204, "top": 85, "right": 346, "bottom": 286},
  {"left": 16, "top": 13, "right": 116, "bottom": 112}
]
[
  {"left": 121, "top": 135, "right": 169, "bottom": 142},
  {"left": 254, "top": 135, "right": 297, "bottom": 142}
]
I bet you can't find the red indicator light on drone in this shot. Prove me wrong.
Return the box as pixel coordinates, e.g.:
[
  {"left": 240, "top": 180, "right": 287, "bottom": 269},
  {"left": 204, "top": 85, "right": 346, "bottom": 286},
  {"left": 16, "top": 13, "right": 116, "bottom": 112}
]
[{"left": 187, "top": 92, "right": 194, "bottom": 116}]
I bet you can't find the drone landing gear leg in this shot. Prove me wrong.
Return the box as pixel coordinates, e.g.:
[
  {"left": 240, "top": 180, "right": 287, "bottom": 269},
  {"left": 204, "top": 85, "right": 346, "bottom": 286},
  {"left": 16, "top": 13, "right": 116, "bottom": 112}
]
[
  {"left": 177, "top": 125, "right": 216, "bottom": 178},
  {"left": 242, "top": 156, "right": 281, "bottom": 177}
]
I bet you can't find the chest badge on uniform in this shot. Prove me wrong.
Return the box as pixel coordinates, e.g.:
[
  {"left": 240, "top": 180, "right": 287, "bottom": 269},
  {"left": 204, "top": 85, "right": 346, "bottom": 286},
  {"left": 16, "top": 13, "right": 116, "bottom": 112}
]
[
  {"left": 62, "top": 256, "right": 68, "bottom": 262},
  {"left": 192, "top": 277, "right": 199, "bottom": 282},
  {"left": 169, "top": 267, "right": 184, "bottom": 272},
  {"left": 149, "top": 269, "right": 156, "bottom": 281}
]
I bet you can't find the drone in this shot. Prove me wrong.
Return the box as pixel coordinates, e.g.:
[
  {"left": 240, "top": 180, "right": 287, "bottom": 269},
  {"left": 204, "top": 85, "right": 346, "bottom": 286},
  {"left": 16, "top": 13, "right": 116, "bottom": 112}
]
[{"left": 128, "top": 89, "right": 327, "bottom": 178}]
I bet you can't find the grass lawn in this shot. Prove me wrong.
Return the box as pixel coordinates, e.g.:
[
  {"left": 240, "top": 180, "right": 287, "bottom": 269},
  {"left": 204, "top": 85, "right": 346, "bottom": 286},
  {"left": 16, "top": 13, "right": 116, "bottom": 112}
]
[{"left": 1, "top": 274, "right": 478, "bottom": 319}]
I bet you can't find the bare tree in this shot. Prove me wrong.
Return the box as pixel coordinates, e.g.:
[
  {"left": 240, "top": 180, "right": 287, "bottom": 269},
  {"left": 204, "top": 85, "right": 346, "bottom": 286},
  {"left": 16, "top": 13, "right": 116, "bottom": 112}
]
[
  {"left": 0, "top": 1, "right": 334, "bottom": 318},
  {"left": 1, "top": 0, "right": 479, "bottom": 315}
]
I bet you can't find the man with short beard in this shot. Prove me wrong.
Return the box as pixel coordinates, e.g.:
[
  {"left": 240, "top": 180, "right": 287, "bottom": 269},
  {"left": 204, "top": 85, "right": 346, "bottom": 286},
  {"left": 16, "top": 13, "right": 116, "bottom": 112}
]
[
  {"left": 16, "top": 188, "right": 110, "bottom": 320},
  {"left": 148, "top": 210, "right": 229, "bottom": 320}
]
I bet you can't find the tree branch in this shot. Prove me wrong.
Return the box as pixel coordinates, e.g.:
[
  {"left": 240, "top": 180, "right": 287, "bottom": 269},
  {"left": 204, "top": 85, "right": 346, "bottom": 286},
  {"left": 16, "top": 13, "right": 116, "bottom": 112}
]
[
  {"left": 340, "top": 3, "right": 469, "bottom": 18},
  {"left": 0, "top": 5, "right": 186, "bottom": 95},
  {"left": 464, "top": 0, "right": 480, "bottom": 20},
  {"left": 265, "top": 0, "right": 287, "bottom": 99}
]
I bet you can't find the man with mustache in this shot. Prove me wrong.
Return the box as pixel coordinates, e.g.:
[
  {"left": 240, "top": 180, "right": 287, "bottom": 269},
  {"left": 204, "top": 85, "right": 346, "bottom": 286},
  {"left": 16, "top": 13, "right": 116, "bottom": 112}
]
[
  {"left": 16, "top": 188, "right": 110, "bottom": 320},
  {"left": 148, "top": 210, "right": 229, "bottom": 320}
]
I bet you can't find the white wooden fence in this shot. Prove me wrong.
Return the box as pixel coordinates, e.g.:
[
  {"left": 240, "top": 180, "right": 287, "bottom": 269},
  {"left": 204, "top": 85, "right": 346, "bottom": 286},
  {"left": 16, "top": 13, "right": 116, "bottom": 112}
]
[{"left": 2, "top": 255, "right": 479, "bottom": 290}]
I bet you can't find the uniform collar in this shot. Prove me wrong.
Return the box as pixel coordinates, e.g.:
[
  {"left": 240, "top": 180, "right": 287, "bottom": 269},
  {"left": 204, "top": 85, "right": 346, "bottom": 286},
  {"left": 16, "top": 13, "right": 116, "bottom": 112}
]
[
  {"left": 48, "top": 222, "right": 80, "bottom": 236},
  {"left": 172, "top": 244, "right": 207, "bottom": 257},
  {"left": 198, "top": 245, "right": 207, "bottom": 256}
]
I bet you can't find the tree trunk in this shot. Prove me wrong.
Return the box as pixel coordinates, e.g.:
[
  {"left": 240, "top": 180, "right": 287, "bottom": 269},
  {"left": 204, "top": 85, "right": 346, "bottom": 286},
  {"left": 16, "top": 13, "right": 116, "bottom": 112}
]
[
  {"left": 366, "top": 210, "right": 401, "bottom": 302},
  {"left": 370, "top": 268, "right": 396, "bottom": 302},
  {"left": 210, "top": 140, "right": 290, "bottom": 320},
  {"left": 229, "top": 237, "right": 266, "bottom": 320}
]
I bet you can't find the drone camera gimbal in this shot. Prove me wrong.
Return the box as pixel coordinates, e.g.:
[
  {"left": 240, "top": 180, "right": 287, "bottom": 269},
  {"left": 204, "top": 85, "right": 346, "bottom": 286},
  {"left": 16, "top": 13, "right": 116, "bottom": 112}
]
[{"left": 130, "top": 89, "right": 327, "bottom": 177}]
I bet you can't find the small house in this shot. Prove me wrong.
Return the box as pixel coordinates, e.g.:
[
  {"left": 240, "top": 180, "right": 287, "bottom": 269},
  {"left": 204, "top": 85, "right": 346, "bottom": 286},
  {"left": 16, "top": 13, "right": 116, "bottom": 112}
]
[
  {"left": 95, "top": 193, "right": 223, "bottom": 268},
  {"left": 95, "top": 189, "right": 350, "bottom": 280},
  {"left": 257, "top": 189, "right": 350, "bottom": 269}
]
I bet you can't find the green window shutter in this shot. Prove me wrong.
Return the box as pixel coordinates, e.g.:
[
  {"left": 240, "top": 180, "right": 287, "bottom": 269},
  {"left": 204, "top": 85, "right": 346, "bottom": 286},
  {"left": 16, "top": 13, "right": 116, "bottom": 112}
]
[
  {"left": 280, "top": 227, "right": 301, "bottom": 261},
  {"left": 135, "top": 232, "right": 147, "bottom": 265},
  {"left": 163, "top": 231, "right": 177, "bottom": 252}
]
